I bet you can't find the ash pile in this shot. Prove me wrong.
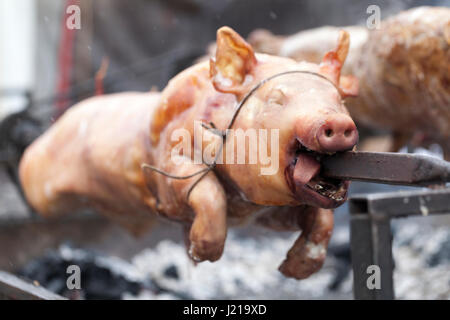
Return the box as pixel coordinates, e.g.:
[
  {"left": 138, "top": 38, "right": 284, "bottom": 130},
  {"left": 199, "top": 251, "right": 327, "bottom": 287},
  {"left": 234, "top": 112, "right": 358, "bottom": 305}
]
[{"left": 18, "top": 219, "right": 450, "bottom": 300}]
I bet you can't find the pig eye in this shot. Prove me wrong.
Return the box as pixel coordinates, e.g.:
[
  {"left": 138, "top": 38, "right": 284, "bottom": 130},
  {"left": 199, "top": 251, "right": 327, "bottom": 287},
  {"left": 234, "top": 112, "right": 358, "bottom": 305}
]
[{"left": 267, "top": 89, "right": 286, "bottom": 106}]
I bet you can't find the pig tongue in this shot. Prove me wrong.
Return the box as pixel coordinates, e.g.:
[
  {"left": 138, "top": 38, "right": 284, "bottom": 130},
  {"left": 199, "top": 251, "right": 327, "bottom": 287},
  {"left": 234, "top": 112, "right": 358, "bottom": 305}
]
[{"left": 293, "top": 154, "right": 321, "bottom": 186}]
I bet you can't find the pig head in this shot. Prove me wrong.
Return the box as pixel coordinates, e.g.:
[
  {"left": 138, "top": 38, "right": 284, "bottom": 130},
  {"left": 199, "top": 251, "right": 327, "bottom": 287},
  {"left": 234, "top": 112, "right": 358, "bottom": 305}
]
[{"left": 203, "top": 28, "right": 358, "bottom": 208}]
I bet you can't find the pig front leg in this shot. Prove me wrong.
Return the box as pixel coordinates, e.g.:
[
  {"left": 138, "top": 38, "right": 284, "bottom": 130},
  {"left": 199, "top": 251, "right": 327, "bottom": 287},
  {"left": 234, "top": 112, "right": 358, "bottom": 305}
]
[
  {"left": 259, "top": 207, "right": 333, "bottom": 279},
  {"left": 256, "top": 206, "right": 333, "bottom": 279},
  {"left": 278, "top": 207, "right": 333, "bottom": 279},
  {"left": 187, "top": 177, "right": 227, "bottom": 262},
  {"left": 168, "top": 158, "right": 227, "bottom": 262}
]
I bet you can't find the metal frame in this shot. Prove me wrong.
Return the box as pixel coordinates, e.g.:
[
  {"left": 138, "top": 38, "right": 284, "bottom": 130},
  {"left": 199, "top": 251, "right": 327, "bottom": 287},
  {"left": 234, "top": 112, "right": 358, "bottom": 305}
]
[
  {"left": 0, "top": 270, "right": 66, "bottom": 300},
  {"left": 349, "top": 188, "right": 450, "bottom": 300}
]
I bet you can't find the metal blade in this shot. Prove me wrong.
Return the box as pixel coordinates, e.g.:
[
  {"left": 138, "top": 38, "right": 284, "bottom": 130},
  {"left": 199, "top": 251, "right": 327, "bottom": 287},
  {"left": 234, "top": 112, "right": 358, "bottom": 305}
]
[{"left": 321, "top": 151, "right": 450, "bottom": 186}]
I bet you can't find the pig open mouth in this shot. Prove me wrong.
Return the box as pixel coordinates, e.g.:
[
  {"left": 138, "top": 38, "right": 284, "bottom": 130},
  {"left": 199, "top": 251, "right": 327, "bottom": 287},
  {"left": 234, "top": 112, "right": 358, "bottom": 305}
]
[{"left": 285, "top": 140, "right": 349, "bottom": 209}]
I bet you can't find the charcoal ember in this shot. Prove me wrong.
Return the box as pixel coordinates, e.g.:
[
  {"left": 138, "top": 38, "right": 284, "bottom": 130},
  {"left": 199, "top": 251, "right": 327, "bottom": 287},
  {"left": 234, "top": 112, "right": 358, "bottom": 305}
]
[
  {"left": 427, "top": 234, "right": 450, "bottom": 267},
  {"left": 18, "top": 247, "right": 142, "bottom": 300},
  {"left": 163, "top": 264, "right": 179, "bottom": 280},
  {"left": 76, "top": 261, "right": 141, "bottom": 300},
  {"left": 326, "top": 243, "right": 351, "bottom": 291},
  {"left": 19, "top": 251, "right": 67, "bottom": 294}
]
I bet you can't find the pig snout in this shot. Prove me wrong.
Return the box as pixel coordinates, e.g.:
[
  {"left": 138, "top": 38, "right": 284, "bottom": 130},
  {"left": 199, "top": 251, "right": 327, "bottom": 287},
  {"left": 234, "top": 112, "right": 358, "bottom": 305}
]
[{"left": 316, "top": 114, "right": 358, "bottom": 152}]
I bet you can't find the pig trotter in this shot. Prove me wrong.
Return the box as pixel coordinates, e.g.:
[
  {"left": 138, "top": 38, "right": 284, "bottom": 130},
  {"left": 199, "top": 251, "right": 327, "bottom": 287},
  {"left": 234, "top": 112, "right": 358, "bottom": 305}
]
[
  {"left": 170, "top": 159, "right": 228, "bottom": 262},
  {"left": 278, "top": 207, "right": 333, "bottom": 279},
  {"left": 187, "top": 173, "right": 227, "bottom": 262}
]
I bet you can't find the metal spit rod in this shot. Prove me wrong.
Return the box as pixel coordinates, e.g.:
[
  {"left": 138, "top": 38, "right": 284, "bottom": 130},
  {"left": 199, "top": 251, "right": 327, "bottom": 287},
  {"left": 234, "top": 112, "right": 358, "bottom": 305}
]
[{"left": 322, "top": 151, "right": 450, "bottom": 186}]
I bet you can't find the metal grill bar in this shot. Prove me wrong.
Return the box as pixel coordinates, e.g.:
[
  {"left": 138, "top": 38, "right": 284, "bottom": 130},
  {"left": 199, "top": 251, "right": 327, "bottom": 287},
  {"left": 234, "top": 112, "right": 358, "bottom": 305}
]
[
  {"left": 349, "top": 187, "right": 450, "bottom": 300},
  {"left": 0, "top": 270, "right": 66, "bottom": 300}
]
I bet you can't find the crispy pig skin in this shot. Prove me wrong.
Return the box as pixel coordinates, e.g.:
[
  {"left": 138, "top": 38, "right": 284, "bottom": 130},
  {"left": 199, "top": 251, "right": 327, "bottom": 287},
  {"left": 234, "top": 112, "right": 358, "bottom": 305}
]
[{"left": 19, "top": 27, "right": 357, "bottom": 279}]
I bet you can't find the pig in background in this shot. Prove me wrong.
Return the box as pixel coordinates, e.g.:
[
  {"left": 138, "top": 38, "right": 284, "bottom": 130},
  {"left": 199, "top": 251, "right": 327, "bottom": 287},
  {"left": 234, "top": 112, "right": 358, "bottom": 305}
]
[{"left": 246, "top": 6, "right": 450, "bottom": 159}]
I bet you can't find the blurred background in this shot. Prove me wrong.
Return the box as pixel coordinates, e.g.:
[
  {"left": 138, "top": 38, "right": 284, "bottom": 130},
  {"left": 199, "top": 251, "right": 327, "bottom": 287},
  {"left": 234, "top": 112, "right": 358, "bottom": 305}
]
[{"left": 0, "top": 0, "right": 449, "bottom": 300}]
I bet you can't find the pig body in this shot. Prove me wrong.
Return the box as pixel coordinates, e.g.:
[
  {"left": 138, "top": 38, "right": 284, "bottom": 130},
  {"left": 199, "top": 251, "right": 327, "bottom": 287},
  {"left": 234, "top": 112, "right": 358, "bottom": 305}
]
[
  {"left": 20, "top": 27, "right": 358, "bottom": 279},
  {"left": 20, "top": 92, "right": 161, "bottom": 233}
]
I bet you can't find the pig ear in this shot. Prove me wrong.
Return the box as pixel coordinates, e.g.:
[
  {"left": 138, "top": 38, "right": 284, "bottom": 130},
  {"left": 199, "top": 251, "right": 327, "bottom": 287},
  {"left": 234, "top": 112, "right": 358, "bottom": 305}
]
[
  {"left": 319, "top": 30, "right": 358, "bottom": 98},
  {"left": 319, "top": 30, "right": 349, "bottom": 84},
  {"left": 339, "top": 75, "right": 359, "bottom": 98},
  {"left": 210, "top": 26, "right": 257, "bottom": 95}
]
